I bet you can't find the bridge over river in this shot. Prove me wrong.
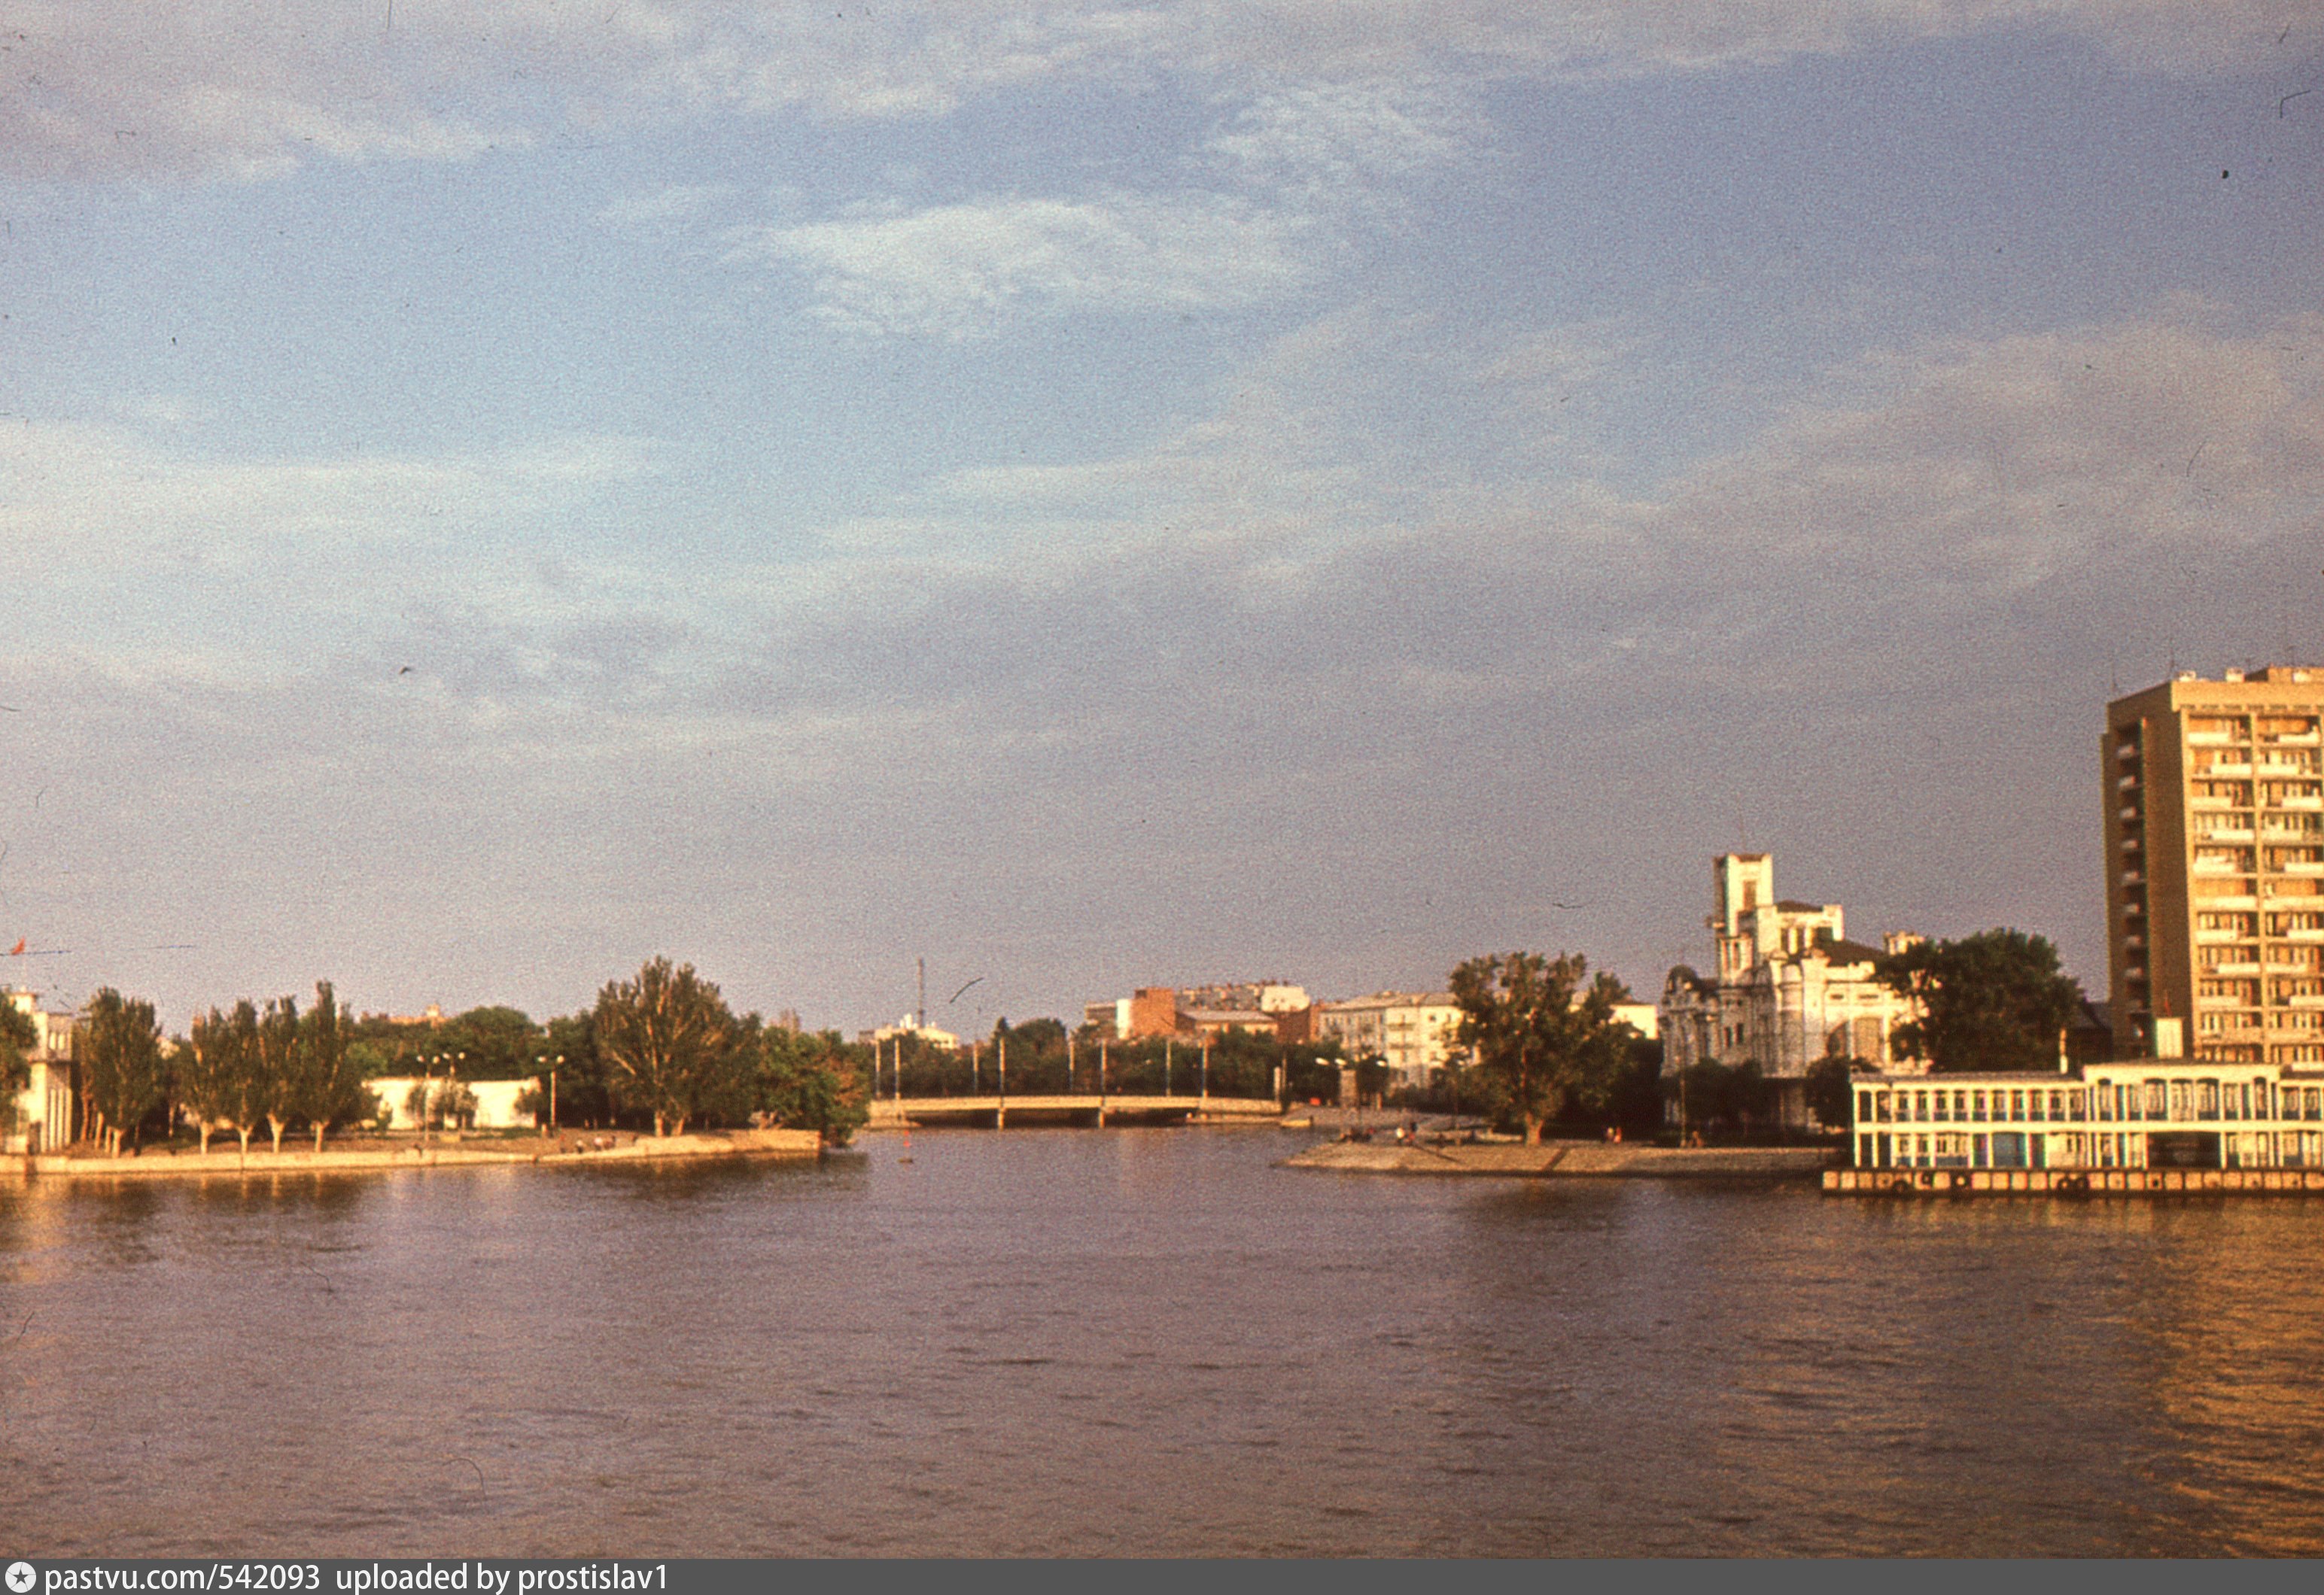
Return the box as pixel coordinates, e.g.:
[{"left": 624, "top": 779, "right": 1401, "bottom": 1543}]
[{"left": 865, "top": 1094, "right": 1286, "bottom": 1129}]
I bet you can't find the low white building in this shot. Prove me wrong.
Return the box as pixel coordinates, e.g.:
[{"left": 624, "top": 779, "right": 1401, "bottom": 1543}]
[
  {"left": 1849, "top": 1059, "right": 2324, "bottom": 1172},
  {"left": 862, "top": 1017, "right": 962, "bottom": 1051},
  {"left": 3, "top": 988, "right": 75, "bottom": 1153},
  {"left": 366, "top": 1076, "right": 536, "bottom": 1132}
]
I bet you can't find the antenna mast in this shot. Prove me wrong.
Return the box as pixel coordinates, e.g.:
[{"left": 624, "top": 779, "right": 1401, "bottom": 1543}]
[{"left": 917, "top": 956, "right": 926, "bottom": 1030}]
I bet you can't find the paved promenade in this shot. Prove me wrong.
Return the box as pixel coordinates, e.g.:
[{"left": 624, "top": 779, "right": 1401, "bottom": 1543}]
[{"left": 10, "top": 1127, "right": 823, "bottom": 1179}]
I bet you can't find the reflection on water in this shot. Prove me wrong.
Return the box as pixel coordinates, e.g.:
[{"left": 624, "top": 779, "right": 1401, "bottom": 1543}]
[{"left": 4, "top": 1132, "right": 2323, "bottom": 1555}]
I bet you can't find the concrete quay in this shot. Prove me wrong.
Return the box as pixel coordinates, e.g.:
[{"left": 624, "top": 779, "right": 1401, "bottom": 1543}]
[
  {"left": 1286, "top": 1139, "right": 1835, "bottom": 1179},
  {"left": 10, "top": 1127, "right": 823, "bottom": 1180},
  {"left": 1828, "top": 1165, "right": 2324, "bottom": 1196}
]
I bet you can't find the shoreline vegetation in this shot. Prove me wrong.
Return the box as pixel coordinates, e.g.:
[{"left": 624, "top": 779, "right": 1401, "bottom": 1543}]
[
  {"left": 8, "top": 1126, "right": 822, "bottom": 1180},
  {"left": 5, "top": 958, "right": 876, "bottom": 1163}
]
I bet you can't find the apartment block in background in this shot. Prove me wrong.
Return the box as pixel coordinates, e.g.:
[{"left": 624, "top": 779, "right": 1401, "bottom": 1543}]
[
  {"left": 1314, "top": 992, "right": 1467, "bottom": 1091},
  {"left": 2105, "top": 666, "right": 2324, "bottom": 1065}
]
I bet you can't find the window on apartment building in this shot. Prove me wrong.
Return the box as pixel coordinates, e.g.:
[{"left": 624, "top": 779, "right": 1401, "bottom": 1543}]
[{"left": 2197, "top": 1080, "right": 2220, "bottom": 1120}]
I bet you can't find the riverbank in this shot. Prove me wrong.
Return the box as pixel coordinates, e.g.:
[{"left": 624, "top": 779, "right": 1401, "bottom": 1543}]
[
  {"left": 1286, "top": 1138, "right": 1835, "bottom": 1179},
  {"left": 9, "top": 1126, "right": 823, "bottom": 1180}
]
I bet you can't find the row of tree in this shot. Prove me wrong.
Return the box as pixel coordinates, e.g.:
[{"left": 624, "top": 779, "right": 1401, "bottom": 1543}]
[
  {"left": 44, "top": 959, "right": 871, "bottom": 1155},
  {"left": 78, "top": 980, "right": 397, "bottom": 1155}
]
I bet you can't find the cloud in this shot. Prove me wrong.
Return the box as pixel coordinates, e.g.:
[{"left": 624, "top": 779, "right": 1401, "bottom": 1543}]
[
  {"left": 0, "top": 4, "right": 518, "bottom": 181},
  {"left": 5, "top": 304, "right": 2318, "bottom": 1023},
  {"left": 8, "top": 1, "right": 2300, "bottom": 182},
  {"left": 0, "top": 422, "right": 656, "bottom": 551},
  {"left": 1203, "top": 77, "right": 1480, "bottom": 202},
  {"left": 735, "top": 190, "right": 1314, "bottom": 338},
  {"left": 598, "top": 183, "right": 738, "bottom": 229},
  {"left": 732, "top": 75, "right": 1486, "bottom": 337}
]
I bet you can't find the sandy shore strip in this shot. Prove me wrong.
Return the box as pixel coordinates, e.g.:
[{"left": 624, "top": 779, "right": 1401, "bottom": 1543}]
[
  {"left": 1285, "top": 1139, "right": 1835, "bottom": 1178},
  {"left": 10, "top": 1127, "right": 823, "bottom": 1179}
]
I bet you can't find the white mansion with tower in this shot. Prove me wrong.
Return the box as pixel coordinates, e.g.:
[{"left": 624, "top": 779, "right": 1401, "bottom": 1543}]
[{"left": 1659, "top": 852, "right": 1926, "bottom": 1126}]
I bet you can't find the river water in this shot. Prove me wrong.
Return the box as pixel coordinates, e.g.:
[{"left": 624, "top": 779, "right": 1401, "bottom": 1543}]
[{"left": 4, "top": 1126, "right": 2323, "bottom": 1557}]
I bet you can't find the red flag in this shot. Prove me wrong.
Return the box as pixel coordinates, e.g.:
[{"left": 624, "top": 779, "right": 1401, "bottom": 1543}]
[{"left": 7, "top": 938, "right": 23, "bottom": 955}]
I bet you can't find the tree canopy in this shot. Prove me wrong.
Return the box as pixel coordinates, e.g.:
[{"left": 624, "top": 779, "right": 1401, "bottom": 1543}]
[
  {"left": 1878, "top": 928, "right": 2085, "bottom": 1074},
  {"left": 756, "top": 1026, "right": 871, "bottom": 1145},
  {"left": 1, "top": 998, "right": 38, "bottom": 1103},
  {"left": 592, "top": 957, "right": 751, "bottom": 1136},
  {"left": 1449, "top": 951, "right": 1638, "bottom": 1144},
  {"left": 294, "top": 981, "right": 374, "bottom": 1150},
  {"left": 81, "top": 987, "right": 164, "bottom": 1155},
  {"left": 184, "top": 999, "right": 268, "bottom": 1153}
]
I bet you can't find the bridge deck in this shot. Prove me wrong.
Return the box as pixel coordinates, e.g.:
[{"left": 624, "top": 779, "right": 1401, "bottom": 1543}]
[{"left": 865, "top": 1094, "right": 1282, "bottom": 1126}]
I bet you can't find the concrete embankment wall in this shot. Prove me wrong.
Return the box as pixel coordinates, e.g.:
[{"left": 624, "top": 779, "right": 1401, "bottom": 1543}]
[
  {"left": 1286, "top": 1141, "right": 1833, "bottom": 1179},
  {"left": 11, "top": 1128, "right": 822, "bottom": 1180},
  {"left": 1828, "top": 1165, "right": 2324, "bottom": 1196}
]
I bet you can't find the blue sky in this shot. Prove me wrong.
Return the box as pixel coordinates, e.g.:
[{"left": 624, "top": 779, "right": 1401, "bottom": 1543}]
[{"left": 3, "top": 2, "right": 2322, "bottom": 1034}]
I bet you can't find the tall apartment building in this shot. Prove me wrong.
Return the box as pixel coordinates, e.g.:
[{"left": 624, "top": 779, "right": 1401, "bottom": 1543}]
[{"left": 2105, "top": 666, "right": 2324, "bottom": 1065}]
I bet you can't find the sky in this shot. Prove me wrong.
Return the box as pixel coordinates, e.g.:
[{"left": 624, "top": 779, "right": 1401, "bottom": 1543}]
[{"left": 2, "top": 1, "right": 2322, "bottom": 1037}]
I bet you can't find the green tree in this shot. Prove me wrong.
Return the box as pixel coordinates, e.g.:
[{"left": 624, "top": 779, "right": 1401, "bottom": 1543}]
[
  {"left": 185, "top": 1000, "right": 266, "bottom": 1153},
  {"left": 1608, "top": 1034, "right": 1667, "bottom": 1137},
  {"left": 1449, "top": 952, "right": 1638, "bottom": 1145},
  {"left": 593, "top": 957, "right": 750, "bottom": 1136},
  {"left": 257, "top": 995, "right": 303, "bottom": 1153},
  {"left": 1672, "top": 1059, "right": 1778, "bottom": 1138},
  {"left": 433, "top": 1006, "right": 542, "bottom": 1080},
  {"left": 540, "top": 1011, "right": 607, "bottom": 1127},
  {"left": 295, "top": 981, "right": 373, "bottom": 1150},
  {"left": 1, "top": 998, "right": 39, "bottom": 1141},
  {"left": 81, "top": 988, "right": 165, "bottom": 1156},
  {"left": 756, "top": 1026, "right": 871, "bottom": 1145},
  {"left": 1878, "top": 928, "right": 2085, "bottom": 1073},
  {"left": 1804, "top": 1052, "right": 1865, "bottom": 1133}
]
